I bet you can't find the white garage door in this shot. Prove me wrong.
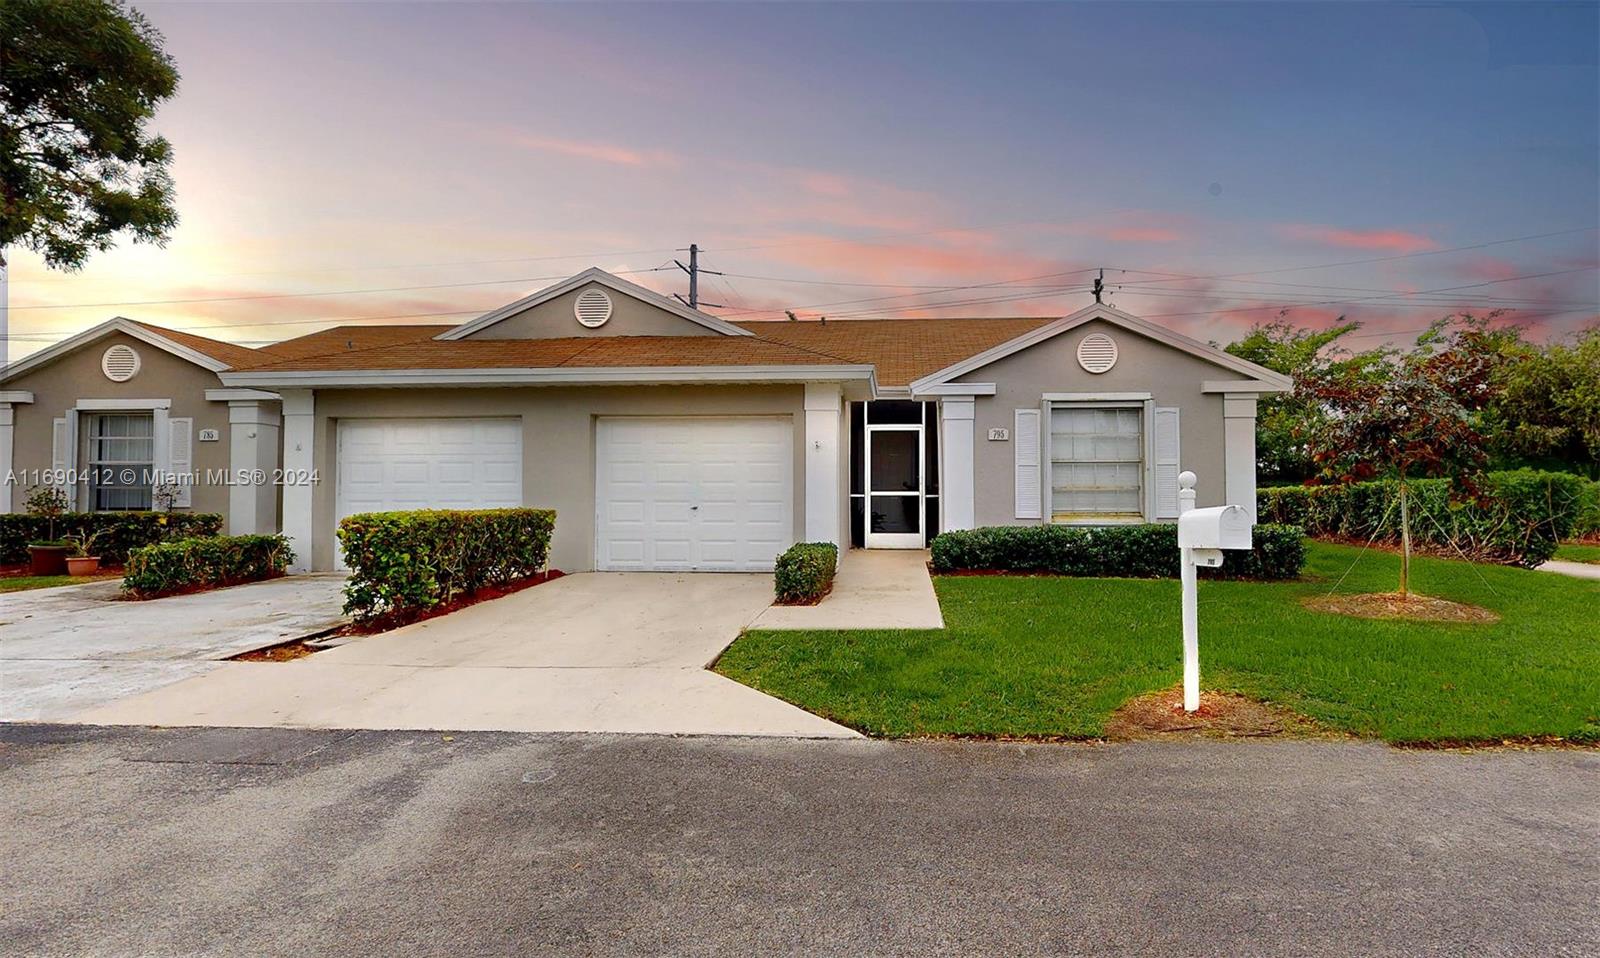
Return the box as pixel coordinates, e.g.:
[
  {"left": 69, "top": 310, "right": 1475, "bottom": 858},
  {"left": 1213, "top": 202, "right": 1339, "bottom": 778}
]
[
  {"left": 596, "top": 417, "right": 793, "bottom": 572},
  {"left": 335, "top": 418, "right": 522, "bottom": 560}
]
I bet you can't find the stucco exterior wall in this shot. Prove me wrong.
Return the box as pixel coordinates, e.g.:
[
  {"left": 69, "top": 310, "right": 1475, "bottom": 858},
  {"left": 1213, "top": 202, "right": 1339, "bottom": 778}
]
[
  {"left": 954, "top": 318, "right": 1235, "bottom": 526},
  {"left": 3, "top": 332, "right": 240, "bottom": 517},
  {"left": 462, "top": 282, "right": 723, "bottom": 340},
  {"left": 306, "top": 383, "right": 809, "bottom": 572}
]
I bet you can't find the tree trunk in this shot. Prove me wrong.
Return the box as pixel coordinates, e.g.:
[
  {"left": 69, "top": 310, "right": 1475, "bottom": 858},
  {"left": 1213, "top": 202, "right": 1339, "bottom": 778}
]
[{"left": 1398, "top": 477, "right": 1411, "bottom": 597}]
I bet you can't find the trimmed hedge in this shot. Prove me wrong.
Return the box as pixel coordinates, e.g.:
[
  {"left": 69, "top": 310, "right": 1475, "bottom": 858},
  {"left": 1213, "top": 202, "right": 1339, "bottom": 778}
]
[
  {"left": 929, "top": 523, "right": 1307, "bottom": 580},
  {"left": 123, "top": 535, "right": 293, "bottom": 597},
  {"left": 775, "top": 542, "right": 839, "bottom": 604},
  {"left": 1573, "top": 480, "right": 1600, "bottom": 542},
  {"left": 1257, "top": 469, "right": 1589, "bottom": 567},
  {"left": 0, "top": 512, "right": 223, "bottom": 565},
  {"left": 338, "top": 508, "right": 556, "bottom": 624}
]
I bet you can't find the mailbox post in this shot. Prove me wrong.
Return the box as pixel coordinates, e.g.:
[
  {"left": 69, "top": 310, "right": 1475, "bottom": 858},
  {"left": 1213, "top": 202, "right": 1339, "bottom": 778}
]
[{"left": 1175, "top": 471, "right": 1253, "bottom": 712}]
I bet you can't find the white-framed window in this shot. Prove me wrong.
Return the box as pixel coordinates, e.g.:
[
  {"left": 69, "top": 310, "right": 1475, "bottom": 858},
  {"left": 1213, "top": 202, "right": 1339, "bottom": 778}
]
[
  {"left": 87, "top": 413, "right": 155, "bottom": 511},
  {"left": 1049, "top": 403, "right": 1144, "bottom": 522}
]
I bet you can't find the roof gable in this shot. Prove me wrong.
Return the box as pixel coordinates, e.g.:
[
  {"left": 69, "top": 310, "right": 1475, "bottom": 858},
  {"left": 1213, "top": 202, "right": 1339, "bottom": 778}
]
[
  {"left": 0, "top": 318, "right": 252, "bottom": 383},
  {"left": 906, "top": 304, "right": 1292, "bottom": 393},
  {"left": 436, "top": 267, "right": 754, "bottom": 341}
]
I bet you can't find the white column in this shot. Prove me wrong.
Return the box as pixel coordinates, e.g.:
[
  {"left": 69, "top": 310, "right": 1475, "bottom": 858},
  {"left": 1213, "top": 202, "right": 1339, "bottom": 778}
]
[
  {"left": 940, "top": 397, "right": 976, "bottom": 531},
  {"left": 228, "top": 400, "right": 281, "bottom": 535},
  {"left": 803, "top": 382, "right": 842, "bottom": 545},
  {"left": 0, "top": 403, "right": 13, "bottom": 514},
  {"left": 279, "top": 389, "right": 315, "bottom": 572},
  {"left": 1223, "top": 394, "right": 1258, "bottom": 517}
]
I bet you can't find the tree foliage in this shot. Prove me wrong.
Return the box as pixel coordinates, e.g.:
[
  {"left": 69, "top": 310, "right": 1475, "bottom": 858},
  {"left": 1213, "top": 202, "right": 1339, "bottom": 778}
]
[{"left": 0, "top": 0, "right": 179, "bottom": 269}]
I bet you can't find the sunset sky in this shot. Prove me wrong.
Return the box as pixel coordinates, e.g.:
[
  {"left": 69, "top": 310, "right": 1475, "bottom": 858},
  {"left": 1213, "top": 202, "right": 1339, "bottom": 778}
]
[{"left": 6, "top": 0, "right": 1598, "bottom": 361}]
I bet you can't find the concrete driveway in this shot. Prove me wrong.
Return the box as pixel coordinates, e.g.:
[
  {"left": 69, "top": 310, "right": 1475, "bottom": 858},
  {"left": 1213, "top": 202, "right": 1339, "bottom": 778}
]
[
  {"left": 75, "top": 573, "right": 857, "bottom": 738},
  {"left": 0, "top": 575, "right": 348, "bottom": 721}
]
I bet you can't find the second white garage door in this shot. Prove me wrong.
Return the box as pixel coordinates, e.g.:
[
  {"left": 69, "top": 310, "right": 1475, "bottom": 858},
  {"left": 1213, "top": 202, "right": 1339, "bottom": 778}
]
[
  {"left": 336, "top": 418, "right": 523, "bottom": 545},
  {"left": 596, "top": 417, "right": 793, "bottom": 572}
]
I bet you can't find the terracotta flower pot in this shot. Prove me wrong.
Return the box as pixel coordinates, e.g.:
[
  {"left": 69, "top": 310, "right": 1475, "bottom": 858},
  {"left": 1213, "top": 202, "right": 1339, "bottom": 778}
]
[
  {"left": 66, "top": 556, "right": 103, "bottom": 576},
  {"left": 28, "top": 544, "right": 72, "bottom": 576}
]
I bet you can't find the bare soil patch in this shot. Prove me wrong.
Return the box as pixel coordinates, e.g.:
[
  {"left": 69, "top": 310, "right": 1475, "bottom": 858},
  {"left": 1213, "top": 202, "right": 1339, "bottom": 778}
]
[
  {"left": 229, "top": 639, "right": 320, "bottom": 662},
  {"left": 1302, "top": 591, "right": 1500, "bottom": 624},
  {"left": 1105, "top": 685, "right": 1333, "bottom": 741}
]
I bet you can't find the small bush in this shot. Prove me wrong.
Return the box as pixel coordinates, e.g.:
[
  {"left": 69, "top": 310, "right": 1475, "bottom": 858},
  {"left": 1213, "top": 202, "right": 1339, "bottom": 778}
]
[
  {"left": 1573, "top": 481, "right": 1600, "bottom": 542},
  {"left": 338, "top": 508, "right": 556, "bottom": 624},
  {"left": 123, "top": 535, "right": 292, "bottom": 597},
  {"left": 0, "top": 512, "right": 224, "bottom": 565},
  {"left": 775, "top": 542, "right": 839, "bottom": 604},
  {"left": 929, "top": 523, "right": 1306, "bottom": 580},
  {"left": 1257, "top": 469, "right": 1589, "bottom": 566}
]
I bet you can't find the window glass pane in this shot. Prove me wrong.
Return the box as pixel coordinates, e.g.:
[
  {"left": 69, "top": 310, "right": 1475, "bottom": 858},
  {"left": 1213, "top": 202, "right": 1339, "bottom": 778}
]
[
  {"left": 869, "top": 495, "right": 920, "bottom": 534},
  {"left": 89, "top": 413, "right": 155, "bottom": 511},
  {"left": 1049, "top": 405, "right": 1142, "bottom": 518}
]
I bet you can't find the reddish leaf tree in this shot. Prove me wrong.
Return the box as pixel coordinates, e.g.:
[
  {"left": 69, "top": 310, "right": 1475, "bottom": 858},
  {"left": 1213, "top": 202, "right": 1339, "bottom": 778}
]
[{"left": 1303, "top": 351, "right": 1488, "bottom": 595}]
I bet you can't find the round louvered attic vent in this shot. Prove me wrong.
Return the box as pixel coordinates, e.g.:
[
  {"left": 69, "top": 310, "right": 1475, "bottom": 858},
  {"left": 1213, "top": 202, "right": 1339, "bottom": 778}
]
[
  {"left": 574, "top": 287, "right": 613, "bottom": 328},
  {"left": 101, "top": 344, "right": 141, "bottom": 382},
  {"left": 1076, "top": 333, "right": 1118, "bottom": 373}
]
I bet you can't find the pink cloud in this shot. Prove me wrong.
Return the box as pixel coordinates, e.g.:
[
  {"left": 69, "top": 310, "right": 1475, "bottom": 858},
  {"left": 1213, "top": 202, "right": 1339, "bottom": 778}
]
[
  {"left": 1105, "top": 226, "right": 1183, "bottom": 244},
  {"left": 1278, "top": 224, "right": 1437, "bottom": 254},
  {"left": 503, "top": 134, "right": 678, "bottom": 168}
]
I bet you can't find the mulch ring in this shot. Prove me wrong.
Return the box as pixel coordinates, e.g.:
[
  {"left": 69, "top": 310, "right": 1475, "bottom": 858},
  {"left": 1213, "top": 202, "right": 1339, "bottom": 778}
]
[
  {"left": 229, "top": 638, "right": 322, "bottom": 662},
  {"left": 1301, "top": 591, "right": 1500, "bottom": 624},
  {"left": 337, "top": 569, "right": 565, "bottom": 636},
  {"left": 1104, "top": 685, "right": 1336, "bottom": 741}
]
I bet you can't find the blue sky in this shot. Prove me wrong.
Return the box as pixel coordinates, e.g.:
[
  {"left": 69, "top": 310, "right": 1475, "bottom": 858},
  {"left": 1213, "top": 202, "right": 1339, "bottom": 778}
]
[{"left": 8, "top": 1, "right": 1597, "bottom": 357}]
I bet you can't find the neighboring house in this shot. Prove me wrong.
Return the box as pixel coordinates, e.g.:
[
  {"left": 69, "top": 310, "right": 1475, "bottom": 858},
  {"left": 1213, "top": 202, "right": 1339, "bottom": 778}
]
[
  {"left": 1, "top": 267, "right": 1289, "bottom": 573},
  {"left": 0, "top": 318, "right": 281, "bottom": 535}
]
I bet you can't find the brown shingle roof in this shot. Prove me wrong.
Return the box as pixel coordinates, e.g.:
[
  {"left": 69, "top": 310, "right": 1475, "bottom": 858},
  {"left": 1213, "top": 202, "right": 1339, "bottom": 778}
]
[
  {"left": 129, "top": 321, "right": 266, "bottom": 370},
  {"left": 735, "top": 317, "right": 1056, "bottom": 386},
  {"left": 232, "top": 316, "right": 1058, "bottom": 385}
]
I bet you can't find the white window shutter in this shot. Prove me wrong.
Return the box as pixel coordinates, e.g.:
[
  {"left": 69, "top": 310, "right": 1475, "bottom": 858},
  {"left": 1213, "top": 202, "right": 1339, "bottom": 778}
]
[
  {"left": 1154, "top": 406, "right": 1181, "bottom": 518},
  {"left": 51, "top": 418, "right": 69, "bottom": 497},
  {"left": 168, "top": 418, "right": 193, "bottom": 507},
  {"left": 1014, "top": 408, "right": 1042, "bottom": 519}
]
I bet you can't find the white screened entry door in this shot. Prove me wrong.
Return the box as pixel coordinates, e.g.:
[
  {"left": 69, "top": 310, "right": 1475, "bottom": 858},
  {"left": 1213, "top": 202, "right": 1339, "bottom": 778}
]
[
  {"left": 335, "top": 418, "right": 523, "bottom": 567},
  {"left": 595, "top": 417, "right": 793, "bottom": 572}
]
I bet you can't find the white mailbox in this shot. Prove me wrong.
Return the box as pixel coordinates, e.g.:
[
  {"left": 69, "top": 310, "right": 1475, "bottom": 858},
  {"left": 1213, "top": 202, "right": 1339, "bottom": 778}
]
[{"left": 1178, "top": 504, "right": 1253, "bottom": 551}]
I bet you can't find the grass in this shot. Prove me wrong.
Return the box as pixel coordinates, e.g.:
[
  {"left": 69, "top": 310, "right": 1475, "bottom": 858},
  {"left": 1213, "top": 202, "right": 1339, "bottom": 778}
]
[
  {"left": 0, "top": 574, "right": 117, "bottom": 593},
  {"left": 715, "top": 542, "right": 1600, "bottom": 744},
  {"left": 1554, "top": 543, "right": 1600, "bottom": 564}
]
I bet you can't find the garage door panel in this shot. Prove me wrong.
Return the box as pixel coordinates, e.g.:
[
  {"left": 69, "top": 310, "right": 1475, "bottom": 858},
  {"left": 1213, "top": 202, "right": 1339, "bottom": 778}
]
[
  {"left": 596, "top": 417, "right": 794, "bottom": 572},
  {"left": 336, "top": 418, "right": 523, "bottom": 569}
]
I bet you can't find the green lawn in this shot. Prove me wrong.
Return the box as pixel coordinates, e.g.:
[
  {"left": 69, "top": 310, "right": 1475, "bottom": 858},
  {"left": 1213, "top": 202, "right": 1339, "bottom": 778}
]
[
  {"left": 0, "top": 574, "right": 117, "bottom": 593},
  {"left": 715, "top": 542, "right": 1600, "bottom": 744},
  {"left": 1554, "top": 543, "right": 1600, "bottom": 564}
]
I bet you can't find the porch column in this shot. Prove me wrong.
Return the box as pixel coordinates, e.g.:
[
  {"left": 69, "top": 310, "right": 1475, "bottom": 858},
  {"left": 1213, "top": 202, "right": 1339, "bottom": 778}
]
[
  {"left": 803, "top": 382, "right": 842, "bottom": 545},
  {"left": 1223, "top": 394, "right": 1259, "bottom": 518},
  {"left": 228, "top": 400, "right": 281, "bottom": 535},
  {"left": 940, "top": 397, "right": 976, "bottom": 531},
  {"left": 280, "top": 389, "right": 315, "bottom": 571},
  {"left": 0, "top": 403, "right": 14, "bottom": 514}
]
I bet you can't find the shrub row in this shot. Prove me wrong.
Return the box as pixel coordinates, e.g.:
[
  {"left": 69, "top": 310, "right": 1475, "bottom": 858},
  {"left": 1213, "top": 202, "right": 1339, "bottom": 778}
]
[
  {"left": 1256, "top": 469, "right": 1589, "bottom": 567},
  {"left": 337, "top": 508, "right": 556, "bottom": 624},
  {"left": 1573, "top": 480, "right": 1600, "bottom": 542},
  {"left": 123, "top": 535, "right": 293, "bottom": 597},
  {"left": 930, "top": 523, "right": 1306, "bottom": 580},
  {"left": 0, "top": 512, "right": 223, "bottom": 565},
  {"left": 774, "top": 542, "right": 839, "bottom": 604}
]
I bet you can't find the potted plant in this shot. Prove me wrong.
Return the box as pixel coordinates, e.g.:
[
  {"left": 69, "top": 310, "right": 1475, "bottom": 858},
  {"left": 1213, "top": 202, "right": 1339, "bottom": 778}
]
[
  {"left": 64, "top": 530, "right": 104, "bottom": 576},
  {"left": 24, "top": 486, "right": 73, "bottom": 577}
]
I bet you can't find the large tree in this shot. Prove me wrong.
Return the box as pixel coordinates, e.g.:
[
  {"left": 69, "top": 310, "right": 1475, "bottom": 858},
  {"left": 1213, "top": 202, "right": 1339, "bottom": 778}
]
[{"left": 0, "top": 0, "right": 179, "bottom": 270}]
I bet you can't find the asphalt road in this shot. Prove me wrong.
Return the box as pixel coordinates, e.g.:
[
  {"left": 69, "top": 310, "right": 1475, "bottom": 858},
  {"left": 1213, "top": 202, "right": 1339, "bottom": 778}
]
[{"left": 2, "top": 725, "right": 1595, "bottom": 957}]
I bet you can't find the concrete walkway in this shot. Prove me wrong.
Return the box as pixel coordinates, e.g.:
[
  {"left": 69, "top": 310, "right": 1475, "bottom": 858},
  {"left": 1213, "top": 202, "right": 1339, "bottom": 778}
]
[
  {"left": 1537, "top": 559, "right": 1600, "bottom": 580},
  {"left": 751, "top": 548, "right": 944, "bottom": 630},
  {"left": 0, "top": 575, "right": 349, "bottom": 721},
  {"left": 74, "top": 573, "right": 859, "bottom": 739}
]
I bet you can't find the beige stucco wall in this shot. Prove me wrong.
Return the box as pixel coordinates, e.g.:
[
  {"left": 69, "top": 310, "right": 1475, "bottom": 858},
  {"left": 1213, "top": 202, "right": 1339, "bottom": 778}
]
[
  {"left": 3, "top": 331, "right": 242, "bottom": 517},
  {"left": 462, "top": 282, "right": 723, "bottom": 340},
  {"left": 955, "top": 318, "right": 1233, "bottom": 526},
  {"left": 306, "top": 383, "right": 809, "bottom": 572}
]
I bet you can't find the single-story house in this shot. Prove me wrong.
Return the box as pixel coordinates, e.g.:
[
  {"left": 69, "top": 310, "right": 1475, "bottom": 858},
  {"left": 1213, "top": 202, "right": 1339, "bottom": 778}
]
[{"left": 1, "top": 267, "right": 1289, "bottom": 573}]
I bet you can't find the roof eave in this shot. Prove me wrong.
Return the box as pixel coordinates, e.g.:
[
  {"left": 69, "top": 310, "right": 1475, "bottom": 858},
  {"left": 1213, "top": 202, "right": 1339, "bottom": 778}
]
[{"left": 218, "top": 363, "right": 879, "bottom": 398}]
